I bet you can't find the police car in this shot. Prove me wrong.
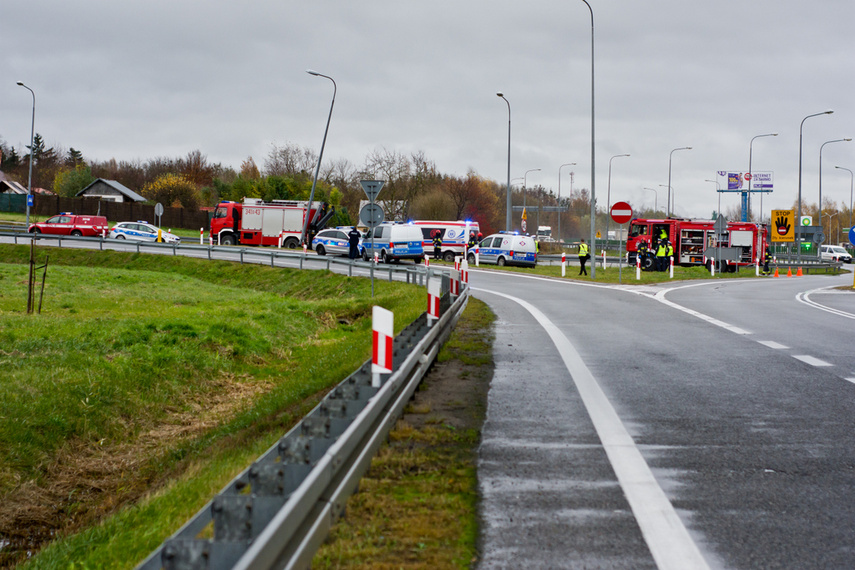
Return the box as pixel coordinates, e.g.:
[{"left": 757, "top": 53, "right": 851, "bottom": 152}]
[
  {"left": 312, "top": 227, "right": 363, "bottom": 256},
  {"left": 109, "top": 221, "right": 180, "bottom": 243},
  {"left": 361, "top": 222, "right": 425, "bottom": 263},
  {"left": 468, "top": 232, "right": 537, "bottom": 267}
]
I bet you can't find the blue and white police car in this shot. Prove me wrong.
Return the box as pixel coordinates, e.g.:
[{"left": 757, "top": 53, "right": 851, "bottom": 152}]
[
  {"left": 468, "top": 232, "right": 537, "bottom": 267},
  {"left": 361, "top": 222, "right": 425, "bottom": 263},
  {"left": 312, "top": 227, "right": 363, "bottom": 256},
  {"left": 109, "top": 221, "right": 180, "bottom": 243}
]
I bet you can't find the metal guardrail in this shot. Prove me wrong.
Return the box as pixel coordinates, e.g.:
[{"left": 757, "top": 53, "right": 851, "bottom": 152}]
[{"left": 134, "top": 284, "right": 468, "bottom": 570}]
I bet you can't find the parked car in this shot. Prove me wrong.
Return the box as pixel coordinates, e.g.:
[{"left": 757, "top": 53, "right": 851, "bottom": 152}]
[
  {"left": 468, "top": 232, "right": 538, "bottom": 267},
  {"left": 312, "top": 227, "right": 363, "bottom": 256},
  {"left": 109, "top": 221, "right": 179, "bottom": 243},
  {"left": 819, "top": 244, "right": 853, "bottom": 263},
  {"left": 361, "top": 222, "right": 425, "bottom": 263},
  {"left": 28, "top": 213, "right": 108, "bottom": 237}
]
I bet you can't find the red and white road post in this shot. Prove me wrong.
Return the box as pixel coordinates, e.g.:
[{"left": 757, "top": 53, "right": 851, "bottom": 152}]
[{"left": 371, "top": 306, "right": 394, "bottom": 387}]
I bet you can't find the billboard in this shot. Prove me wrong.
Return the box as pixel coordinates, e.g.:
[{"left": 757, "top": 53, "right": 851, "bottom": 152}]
[{"left": 716, "top": 171, "right": 774, "bottom": 192}]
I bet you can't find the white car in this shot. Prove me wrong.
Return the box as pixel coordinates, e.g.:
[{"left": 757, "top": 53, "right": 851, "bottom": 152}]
[
  {"left": 819, "top": 245, "right": 853, "bottom": 263},
  {"left": 109, "top": 221, "right": 180, "bottom": 244}
]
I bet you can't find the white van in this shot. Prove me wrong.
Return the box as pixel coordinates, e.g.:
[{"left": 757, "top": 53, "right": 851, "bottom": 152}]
[
  {"left": 362, "top": 222, "right": 425, "bottom": 263},
  {"left": 819, "top": 244, "right": 852, "bottom": 263},
  {"left": 413, "top": 220, "right": 480, "bottom": 262},
  {"left": 468, "top": 232, "right": 537, "bottom": 267}
]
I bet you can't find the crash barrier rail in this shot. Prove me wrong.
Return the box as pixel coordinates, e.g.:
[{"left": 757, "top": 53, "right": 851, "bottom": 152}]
[
  {"left": 0, "top": 231, "right": 448, "bottom": 286},
  {"left": 135, "top": 283, "right": 468, "bottom": 570}
]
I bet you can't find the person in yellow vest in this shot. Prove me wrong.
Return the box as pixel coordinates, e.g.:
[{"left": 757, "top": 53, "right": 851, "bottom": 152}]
[
  {"left": 666, "top": 240, "right": 674, "bottom": 270},
  {"left": 656, "top": 239, "right": 668, "bottom": 271},
  {"left": 578, "top": 238, "right": 590, "bottom": 275}
]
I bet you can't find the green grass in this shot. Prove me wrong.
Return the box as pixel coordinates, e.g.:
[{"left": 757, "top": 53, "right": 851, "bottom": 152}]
[{"left": 0, "top": 244, "right": 425, "bottom": 568}]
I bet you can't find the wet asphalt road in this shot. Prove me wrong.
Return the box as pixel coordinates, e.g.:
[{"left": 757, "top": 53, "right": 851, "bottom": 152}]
[{"left": 472, "top": 269, "right": 855, "bottom": 569}]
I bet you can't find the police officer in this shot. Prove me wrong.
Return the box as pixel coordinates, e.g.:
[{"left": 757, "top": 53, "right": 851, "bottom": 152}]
[
  {"left": 666, "top": 240, "right": 674, "bottom": 270},
  {"left": 347, "top": 226, "right": 361, "bottom": 260},
  {"left": 655, "top": 239, "right": 668, "bottom": 271},
  {"left": 578, "top": 238, "right": 590, "bottom": 275},
  {"left": 432, "top": 230, "right": 443, "bottom": 260}
]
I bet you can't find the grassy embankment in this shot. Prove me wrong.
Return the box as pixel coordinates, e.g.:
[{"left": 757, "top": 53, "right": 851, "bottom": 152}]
[{"left": 0, "top": 244, "right": 424, "bottom": 568}]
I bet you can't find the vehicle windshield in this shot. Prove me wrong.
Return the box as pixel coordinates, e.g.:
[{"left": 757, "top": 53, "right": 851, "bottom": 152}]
[
  {"left": 629, "top": 223, "right": 647, "bottom": 237},
  {"left": 831, "top": 247, "right": 847, "bottom": 254},
  {"left": 213, "top": 207, "right": 228, "bottom": 219}
]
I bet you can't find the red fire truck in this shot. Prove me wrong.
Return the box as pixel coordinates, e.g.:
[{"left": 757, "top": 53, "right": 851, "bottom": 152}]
[
  {"left": 627, "top": 217, "right": 768, "bottom": 272},
  {"left": 210, "top": 198, "right": 333, "bottom": 248}
]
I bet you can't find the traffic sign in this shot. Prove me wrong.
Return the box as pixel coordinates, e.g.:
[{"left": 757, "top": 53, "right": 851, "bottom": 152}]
[
  {"left": 850, "top": 226, "right": 855, "bottom": 246},
  {"left": 610, "top": 201, "right": 632, "bottom": 224},
  {"left": 359, "top": 203, "right": 384, "bottom": 228},
  {"left": 360, "top": 180, "right": 384, "bottom": 201}
]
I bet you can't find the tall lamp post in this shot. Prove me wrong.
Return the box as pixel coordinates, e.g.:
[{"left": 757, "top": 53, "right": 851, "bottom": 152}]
[
  {"left": 819, "top": 138, "right": 851, "bottom": 244},
  {"left": 667, "top": 146, "right": 691, "bottom": 217},
  {"left": 748, "top": 133, "right": 778, "bottom": 222},
  {"left": 16, "top": 82, "right": 35, "bottom": 228},
  {"left": 497, "top": 93, "right": 512, "bottom": 231},
  {"left": 659, "top": 185, "right": 672, "bottom": 215},
  {"left": 834, "top": 166, "right": 853, "bottom": 233},
  {"left": 578, "top": 0, "right": 596, "bottom": 278},
  {"left": 301, "top": 69, "right": 336, "bottom": 247},
  {"left": 797, "top": 110, "right": 833, "bottom": 262},
  {"left": 604, "top": 153, "right": 629, "bottom": 250},
  {"left": 558, "top": 162, "right": 575, "bottom": 243},
  {"left": 643, "top": 187, "right": 658, "bottom": 213},
  {"left": 523, "top": 168, "right": 540, "bottom": 233},
  {"left": 705, "top": 179, "right": 721, "bottom": 221}
]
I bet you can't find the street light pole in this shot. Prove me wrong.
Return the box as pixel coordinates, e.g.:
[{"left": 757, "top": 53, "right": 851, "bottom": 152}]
[
  {"left": 834, "top": 166, "right": 853, "bottom": 233},
  {"left": 667, "top": 146, "right": 691, "bottom": 217},
  {"left": 579, "top": 0, "right": 596, "bottom": 277},
  {"left": 705, "top": 179, "right": 721, "bottom": 221},
  {"left": 558, "top": 162, "right": 575, "bottom": 243},
  {"left": 16, "top": 82, "right": 35, "bottom": 228},
  {"left": 301, "top": 70, "right": 336, "bottom": 247},
  {"left": 497, "top": 93, "right": 512, "bottom": 231},
  {"left": 819, "top": 138, "right": 851, "bottom": 244},
  {"left": 748, "top": 133, "right": 778, "bottom": 222},
  {"left": 523, "top": 168, "right": 540, "bottom": 233},
  {"left": 643, "top": 187, "right": 658, "bottom": 213},
  {"left": 659, "top": 185, "right": 672, "bottom": 215},
  {"left": 797, "top": 110, "right": 833, "bottom": 262},
  {"left": 604, "top": 154, "right": 629, "bottom": 251}
]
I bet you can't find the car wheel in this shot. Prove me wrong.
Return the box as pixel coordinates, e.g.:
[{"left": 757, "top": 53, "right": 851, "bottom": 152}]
[
  {"left": 497, "top": 256, "right": 506, "bottom": 267},
  {"left": 316, "top": 245, "right": 326, "bottom": 256},
  {"left": 220, "top": 234, "right": 236, "bottom": 246},
  {"left": 116, "top": 235, "right": 125, "bottom": 240},
  {"left": 71, "top": 230, "right": 82, "bottom": 237},
  {"left": 467, "top": 253, "right": 475, "bottom": 264},
  {"left": 30, "top": 228, "right": 40, "bottom": 234},
  {"left": 443, "top": 251, "right": 455, "bottom": 262},
  {"left": 362, "top": 250, "right": 370, "bottom": 262},
  {"left": 641, "top": 255, "right": 655, "bottom": 271},
  {"left": 381, "top": 250, "right": 390, "bottom": 264},
  {"left": 284, "top": 237, "right": 299, "bottom": 249}
]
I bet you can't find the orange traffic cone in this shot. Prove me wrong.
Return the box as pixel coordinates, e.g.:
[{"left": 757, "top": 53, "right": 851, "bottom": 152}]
[
  {"left": 773, "top": 267, "right": 779, "bottom": 277},
  {"left": 796, "top": 267, "right": 803, "bottom": 277},
  {"left": 787, "top": 267, "right": 793, "bottom": 277}
]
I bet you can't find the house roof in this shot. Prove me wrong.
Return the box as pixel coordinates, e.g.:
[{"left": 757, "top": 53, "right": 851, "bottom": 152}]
[
  {"left": 0, "top": 179, "right": 28, "bottom": 194},
  {"left": 77, "top": 178, "right": 146, "bottom": 202}
]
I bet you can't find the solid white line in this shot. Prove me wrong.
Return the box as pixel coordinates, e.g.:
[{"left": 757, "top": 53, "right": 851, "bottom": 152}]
[
  {"left": 792, "top": 355, "right": 833, "bottom": 367},
  {"left": 757, "top": 340, "right": 789, "bottom": 350},
  {"left": 845, "top": 378, "right": 855, "bottom": 385},
  {"left": 796, "top": 289, "right": 855, "bottom": 320},
  {"left": 477, "top": 288, "right": 710, "bottom": 570},
  {"left": 654, "top": 290, "right": 751, "bottom": 335}
]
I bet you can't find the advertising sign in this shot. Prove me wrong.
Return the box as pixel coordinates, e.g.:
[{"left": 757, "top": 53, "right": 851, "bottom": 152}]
[
  {"left": 771, "top": 209, "right": 794, "bottom": 242},
  {"left": 716, "top": 171, "right": 773, "bottom": 192}
]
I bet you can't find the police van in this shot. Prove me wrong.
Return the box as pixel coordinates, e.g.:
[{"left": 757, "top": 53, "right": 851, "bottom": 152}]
[
  {"left": 361, "top": 222, "right": 425, "bottom": 263},
  {"left": 412, "top": 220, "right": 480, "bottom": 262},
  {"left": 468, "top": 232, "right": 537, "bottom": 267}
]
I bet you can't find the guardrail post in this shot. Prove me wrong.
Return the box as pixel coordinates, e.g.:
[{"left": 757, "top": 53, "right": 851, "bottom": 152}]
[{"left": 372, "top": 306, "right": 394, "bottom": 387}]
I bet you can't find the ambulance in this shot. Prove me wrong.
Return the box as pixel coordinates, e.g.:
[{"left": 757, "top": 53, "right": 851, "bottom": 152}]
[{"left": 412, "top": 220, "right": 480, "bottom": 262}]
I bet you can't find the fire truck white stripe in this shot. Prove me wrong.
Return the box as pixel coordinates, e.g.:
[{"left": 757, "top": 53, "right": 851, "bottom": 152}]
[{"left": 481, "top": 288, "right": 710, "bottom": 570}]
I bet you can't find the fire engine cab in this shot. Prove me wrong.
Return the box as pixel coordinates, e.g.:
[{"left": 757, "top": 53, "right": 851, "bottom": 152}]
[
  {"left": 210, "top": 198, "right": 333, "bottom": 248},
  {"left": 627, "top": 217, "right": 768, "bottom": 272}
]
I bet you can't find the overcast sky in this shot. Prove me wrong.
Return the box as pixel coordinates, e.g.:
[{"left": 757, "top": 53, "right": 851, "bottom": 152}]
[{"left": 4, "top": 0, "right": 855, "bottom": 222}]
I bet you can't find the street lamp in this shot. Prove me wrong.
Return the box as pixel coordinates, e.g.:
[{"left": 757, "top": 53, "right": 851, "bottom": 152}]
[
  {"left": 834, "top": 166, "right": 853, "bottom": 232},
  {"left": 797, "top": 110, "right": 833, "bottom": 262},
  {"left": 823, "top": 212, "right": 838, "bottom": 244},
  {"left": 497, "top": 93, "right": 512, "bottom": 231},
  {"left": 643, "top": 187, "right": 658, "bottom": 213},
  {"left": 579, "top": 0, "right": 596, "bottom": 278},
  {"left": 301, "top": 69, "right": 336, "bottom": 247},
  {"left": 558, "top": 162, "right": 575, "bottom": 243},
  {"left": 705, "top": 179, "right": 721, "bottom": 222},
  {"left": 659, "top": 184, "right": 673, "bottom": 215},
  {"left": 604, "top": 154, "right": 629, "bottom": 249},
  {"left": 748, "top": 133, "right": 777, "bottom": 222},
  {"left": 667, "top": 146, "right": 692, "bottom": 217},
  {"left": 17, "top": 81, "right": 35, "bottom": 228},
  {"left": 523, "top": 168, "right": 540, "bottom": 233},
  {"left": 819, "top": 138, "right": 851, "bottom": 244}
]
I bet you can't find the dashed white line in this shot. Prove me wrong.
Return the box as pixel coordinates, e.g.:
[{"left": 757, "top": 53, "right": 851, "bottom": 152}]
[
  {"left": 792, "top": 355, "right": 833, "bottom": 367},
  {"left": 757, "top": 340, "right": 789, "bottom": 350}
]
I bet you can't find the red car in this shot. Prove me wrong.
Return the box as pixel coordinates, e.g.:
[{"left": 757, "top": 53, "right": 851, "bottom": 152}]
[{"left": 28, "top": 213, "right": 109, "bottom": 237}]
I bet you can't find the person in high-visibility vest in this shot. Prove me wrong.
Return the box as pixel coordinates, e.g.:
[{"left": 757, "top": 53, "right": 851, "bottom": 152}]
[
  {"left": 656, "top": 239, "right": 669, "bottom": 271},
  {"left": 578, "top": 238, "right": 590, "bottom": 275},
  {"left": 666, "top": 240, "right": 674, "bottom": 268}
]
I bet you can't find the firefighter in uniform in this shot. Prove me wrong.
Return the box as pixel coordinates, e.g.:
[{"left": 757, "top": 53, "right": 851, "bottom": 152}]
[
  {"left": 762, "top": 246, "right": 773, "bottom": 275},
  {"left": 655, "top": 239, "right": 668, "bottom": 271},
  {"left": 432, "top": 230, "right": 443, "bottom": 260},
  {"left": 637, "top": 240, "right": 649, "bottom": 269},
  {"left": 468, "top": 232, "right": 477, "bottom": 251},
  {"left": 578, "top": 238, "right": 590, "bottom": 275}
]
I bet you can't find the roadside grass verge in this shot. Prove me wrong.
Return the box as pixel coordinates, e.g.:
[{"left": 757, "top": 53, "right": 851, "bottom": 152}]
[
  {"left": 0, "top": 244, "right": 424, "bottom": 568},
  {"left": 313, "top": 298, "right": 495, "bottom": 569}
]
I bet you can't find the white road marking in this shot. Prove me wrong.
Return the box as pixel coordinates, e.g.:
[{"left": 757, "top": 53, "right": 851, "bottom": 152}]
[
  {"left": 792, "top": 355, "right": 833, "bottom": 367},
  {"left": 653, "top": 289, "right": 751, "bottom": 335},
  {"left": 796, "top": 288, "right": 855, "bottom": 320},
  {"left": 845, "top": 378, "right": 855, "bottom": 385},
  {"left": 477, "top": 287, "right": 710, "bottom": 570},
  {"left": 757, "top": 340, "right": 789, "bottom": 350}
]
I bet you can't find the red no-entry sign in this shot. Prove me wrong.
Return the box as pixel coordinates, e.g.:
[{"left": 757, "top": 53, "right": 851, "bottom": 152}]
[{"left": 610, "top": 201, "right": 633, "bottom": 224}]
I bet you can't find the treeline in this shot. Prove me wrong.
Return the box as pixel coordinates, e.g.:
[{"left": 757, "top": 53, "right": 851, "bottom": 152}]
[{"left": 1, "top": 136, "right": 603, "bottom": 239}]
